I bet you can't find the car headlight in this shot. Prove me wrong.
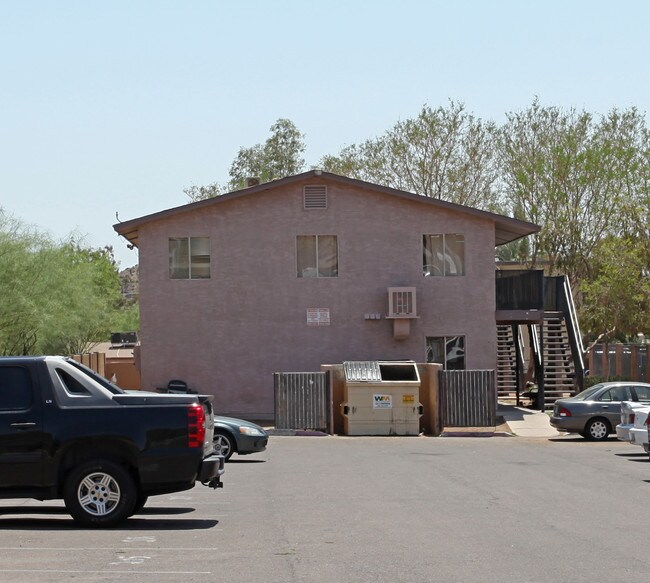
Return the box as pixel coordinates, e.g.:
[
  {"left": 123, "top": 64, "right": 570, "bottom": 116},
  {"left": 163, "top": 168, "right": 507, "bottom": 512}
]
[{"left": 239, "top": 426, "right": 264, "bottom": 436}]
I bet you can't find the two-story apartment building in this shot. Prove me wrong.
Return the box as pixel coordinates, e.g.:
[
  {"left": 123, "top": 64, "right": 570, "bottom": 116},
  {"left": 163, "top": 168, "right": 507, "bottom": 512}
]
[{"left": 114, "top": 171, "right": 539, "bottom": 419}]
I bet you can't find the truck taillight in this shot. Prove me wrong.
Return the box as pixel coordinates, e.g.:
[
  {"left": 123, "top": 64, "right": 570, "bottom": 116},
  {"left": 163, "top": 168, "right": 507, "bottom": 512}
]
[
  {"left": 630, "top": 413, "right": 635, "bottom": 424},
  {"left": 645, "top": 416, "right": 650, "bottom": 427},
  {"left": 188, "top": 403, "right": 206, "bottom": 448}
]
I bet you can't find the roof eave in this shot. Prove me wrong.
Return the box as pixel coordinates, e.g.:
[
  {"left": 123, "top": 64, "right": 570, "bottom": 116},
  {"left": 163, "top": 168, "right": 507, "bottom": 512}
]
[{"left": 112, "top": 170, "right": 540, "bottom": 247}]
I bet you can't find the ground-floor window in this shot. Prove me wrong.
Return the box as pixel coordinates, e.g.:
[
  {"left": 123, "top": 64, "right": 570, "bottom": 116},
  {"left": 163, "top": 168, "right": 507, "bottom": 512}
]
[{"left": 426, "top": 336, "right": 465, "bottom": 370}]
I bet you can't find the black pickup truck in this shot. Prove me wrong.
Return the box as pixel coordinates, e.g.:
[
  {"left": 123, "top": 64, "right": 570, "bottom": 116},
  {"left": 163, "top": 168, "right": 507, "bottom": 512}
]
[{"left": 0, "top": 356, "right": 224, "bottom": 527}]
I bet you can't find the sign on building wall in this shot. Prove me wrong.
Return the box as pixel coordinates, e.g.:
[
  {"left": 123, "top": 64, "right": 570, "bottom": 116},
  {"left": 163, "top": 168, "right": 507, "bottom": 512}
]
[
  {"left": 373, "top": 394, "right": 392, "bottom": 409},
  {"left": 307, "top": 308, "right": 330, "bottom": 326}
]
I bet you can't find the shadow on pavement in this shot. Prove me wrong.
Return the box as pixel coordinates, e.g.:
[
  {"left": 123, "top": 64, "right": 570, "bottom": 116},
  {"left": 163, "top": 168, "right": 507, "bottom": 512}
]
[
  {"left": 548, "top": 436, "right": 620, "bottom": 443},
  {"left": 0, "top": 505, "right": 219, "bottom": 530},
  {"left": 228, "top": 459, "right": 266, "bottom": 464}
]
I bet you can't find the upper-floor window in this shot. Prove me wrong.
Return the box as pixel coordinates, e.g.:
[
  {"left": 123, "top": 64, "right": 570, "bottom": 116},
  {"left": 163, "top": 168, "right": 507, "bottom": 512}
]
[
  {"left": 297, "top": 235, "right": 338, "bottom": 278},
  {"left": 423, "top": 234, "right": 465, "bottom": 276},
  {"left": 169, "top": 237, "right": 211, "bottom": 279}
]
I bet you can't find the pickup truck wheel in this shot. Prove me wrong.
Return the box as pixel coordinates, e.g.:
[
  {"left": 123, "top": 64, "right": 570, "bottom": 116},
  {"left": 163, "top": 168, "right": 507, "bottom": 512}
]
[
  {"left": 213, "top": 431, "right": 235, "bottom": 461},
  {"left": 64, "top": 460, "right": 136, "bottom": 527}
]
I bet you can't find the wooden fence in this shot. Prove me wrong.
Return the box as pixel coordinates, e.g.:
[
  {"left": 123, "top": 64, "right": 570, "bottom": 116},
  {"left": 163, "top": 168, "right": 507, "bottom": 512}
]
[
  {"left": 70, "top": 352, "right": 106, "bottom": 377},
  {"left": 587, "top": 344, "right": 649, "bottom": 382},
  {"left": 440, "top": 369, "right": 497, "bottom": 427},
  {"left": 273, "top": 371, "right": 332, "bottom": 432}
]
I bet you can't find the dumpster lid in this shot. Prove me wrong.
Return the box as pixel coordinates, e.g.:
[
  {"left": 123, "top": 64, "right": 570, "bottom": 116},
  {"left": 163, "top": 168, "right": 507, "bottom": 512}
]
[
  {"left": 344, "top": 361, "right": 382, "bottom": 382},
  {"left": 343, "top": 360, "right": 419, "bottom": 383}
]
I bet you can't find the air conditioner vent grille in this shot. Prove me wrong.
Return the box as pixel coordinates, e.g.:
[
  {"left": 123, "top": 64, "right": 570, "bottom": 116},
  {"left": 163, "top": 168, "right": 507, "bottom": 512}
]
[{"left": 387, "top": 287, "right": 417, "bottom": 318}]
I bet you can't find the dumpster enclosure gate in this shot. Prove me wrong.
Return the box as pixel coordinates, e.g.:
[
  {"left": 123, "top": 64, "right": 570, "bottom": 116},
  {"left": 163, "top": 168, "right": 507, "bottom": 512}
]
[
  {"left": 274, "top": 372, "right": 331, "bottom": 432},
  {"left": 441, "top": 370, "right": 496, "bottom": 427}
]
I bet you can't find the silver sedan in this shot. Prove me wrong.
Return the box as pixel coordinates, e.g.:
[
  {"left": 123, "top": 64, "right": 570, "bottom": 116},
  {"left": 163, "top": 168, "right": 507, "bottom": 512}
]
[{"left": 550, "top": 382, "right": 650, "bottom": 441}]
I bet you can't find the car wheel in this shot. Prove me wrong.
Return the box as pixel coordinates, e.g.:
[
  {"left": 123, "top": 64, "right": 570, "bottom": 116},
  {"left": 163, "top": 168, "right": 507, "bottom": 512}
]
[
  {"left": 584, "top": 418, "right": 611, "bottom": 441},
  {"left": 63, "top": 459, "right": 137, "bottom": 527},
  {"left": 213, "top": 431, "right": 236, "bottom": 461}
]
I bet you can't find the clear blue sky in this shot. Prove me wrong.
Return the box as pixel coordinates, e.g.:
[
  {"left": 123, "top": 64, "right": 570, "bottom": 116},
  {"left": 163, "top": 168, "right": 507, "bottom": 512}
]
[{"left": 1, "top": 0, "right": 648, "bottom": 268}]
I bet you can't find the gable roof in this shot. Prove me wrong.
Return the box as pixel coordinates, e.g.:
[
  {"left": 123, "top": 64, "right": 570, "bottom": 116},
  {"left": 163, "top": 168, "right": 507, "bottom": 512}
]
[{"left": 113, "top": 170, "right": 539, "bottom": 247}]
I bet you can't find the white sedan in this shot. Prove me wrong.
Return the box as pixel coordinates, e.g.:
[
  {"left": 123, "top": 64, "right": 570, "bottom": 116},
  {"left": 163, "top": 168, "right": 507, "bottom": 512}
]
[
  {"left": 617, "top": 401, "right": 650, "bottom": 442},
  {"left": 628, "top": 407, "right": 650, "bottom": 451}
]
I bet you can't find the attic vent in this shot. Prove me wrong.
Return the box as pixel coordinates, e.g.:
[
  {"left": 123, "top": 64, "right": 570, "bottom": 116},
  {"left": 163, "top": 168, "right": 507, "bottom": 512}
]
[{"left": 304, "top": 185, "right": 328, "bottom": 209}]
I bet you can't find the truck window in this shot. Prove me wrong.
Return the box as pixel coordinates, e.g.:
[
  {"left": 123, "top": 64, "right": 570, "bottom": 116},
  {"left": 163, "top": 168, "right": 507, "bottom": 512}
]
[
  {"left": 56, "top": 368, "right": 91, "bottom": 395},
  {"left": 68, "top": 360, "right": 124, "bottom": 395},
  {"left": 0, "top": 366, "right": 33, "bottom": 410}
]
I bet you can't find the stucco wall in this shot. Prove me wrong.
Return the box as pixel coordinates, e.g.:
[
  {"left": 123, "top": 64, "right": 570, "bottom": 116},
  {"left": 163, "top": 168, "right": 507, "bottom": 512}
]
[{"left": 137, "top": 177, "right": 497, "bottom": 419}]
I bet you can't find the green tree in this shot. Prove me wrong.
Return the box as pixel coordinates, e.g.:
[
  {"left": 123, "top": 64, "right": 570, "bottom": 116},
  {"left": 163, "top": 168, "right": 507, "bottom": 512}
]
[
  {"left": 0, "top": 211, "right": 139, "bottom": 355},
  {"left": 321, "top": 102, "right": 502, "bottom": 211},
  {"left": 0, "top": 212, "right": 51, "bottom": 354},
  {"left": 580, "top": 236, "right": 650, "bottom": 344},
  {"left": 499, "top": 100, "right": 649, "bottom": 285},
  {"left": 183, "top": 182, "right": 224, "bottom": 202},
  {"left": 184, "top": 118, "right": 306, "bottom": 202},
  {"left": 37, "top": 242, "right": 130, "bottom": 355}
]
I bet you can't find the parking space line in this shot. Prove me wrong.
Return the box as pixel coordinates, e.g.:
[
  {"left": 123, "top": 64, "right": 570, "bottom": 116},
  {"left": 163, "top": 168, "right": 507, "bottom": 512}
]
[
  {"left": 0, "top": 547, "right": 219, "bottom": 551},
  {"left": 0, "top": 570, "right": 212, "bottom": 575}
]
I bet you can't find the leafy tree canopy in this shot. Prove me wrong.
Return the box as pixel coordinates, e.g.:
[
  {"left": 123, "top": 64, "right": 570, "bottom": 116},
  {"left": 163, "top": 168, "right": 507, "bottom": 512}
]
[
  {"left": 0, "top": 211, "right": 138, "bottom": 355},
  {"left": 184, "top": 118, "right": 306, "bottom": 202},
  {"left": 321, "top": 101, "right": 502, "bottom": 211}
]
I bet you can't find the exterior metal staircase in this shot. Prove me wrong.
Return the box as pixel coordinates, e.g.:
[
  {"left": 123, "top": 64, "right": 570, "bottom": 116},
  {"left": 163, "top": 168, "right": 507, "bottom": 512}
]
[
  {"left": 497, "top": 315, "right": 579, "bottom": 410},
  {"left": 497, "top": 325, "right": 519, "bottom": 404},
  {"left": 495, "top": 273, "right": 585, "bottom": 411},
  {"left": 540, "top": 313, "right": 576, "bottom": 409}
]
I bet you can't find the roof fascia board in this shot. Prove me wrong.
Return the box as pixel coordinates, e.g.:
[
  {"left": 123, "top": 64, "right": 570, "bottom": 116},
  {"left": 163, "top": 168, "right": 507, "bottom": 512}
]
[{"left": 113, "top": 170, "right": 539, "bottom": 246}]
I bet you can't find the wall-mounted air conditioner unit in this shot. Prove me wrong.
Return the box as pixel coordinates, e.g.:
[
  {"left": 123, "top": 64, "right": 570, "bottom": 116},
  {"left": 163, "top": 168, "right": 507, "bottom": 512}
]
[{"left": 386, "top": 287, "right": 418, "bottom": 340}]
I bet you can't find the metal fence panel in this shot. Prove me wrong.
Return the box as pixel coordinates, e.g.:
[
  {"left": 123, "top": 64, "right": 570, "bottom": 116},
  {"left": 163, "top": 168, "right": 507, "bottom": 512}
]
[
  {"left": 274, "top": 372, "right": 331, "bottom": 432},
  {"left": 441, "top": 370, "right": 496, "bottom": 427}
]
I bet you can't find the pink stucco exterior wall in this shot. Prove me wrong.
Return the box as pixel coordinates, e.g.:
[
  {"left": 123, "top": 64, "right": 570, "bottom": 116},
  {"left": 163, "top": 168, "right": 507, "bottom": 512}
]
[{"left": 136, "top": 176, "right": 498, "bottom": 419}]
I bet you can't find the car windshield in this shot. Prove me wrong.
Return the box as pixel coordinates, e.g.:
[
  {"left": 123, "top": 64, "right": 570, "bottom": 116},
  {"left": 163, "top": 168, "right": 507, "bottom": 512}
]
[{"left": 572, "top": 385, "right": 604, "bottom": 401}]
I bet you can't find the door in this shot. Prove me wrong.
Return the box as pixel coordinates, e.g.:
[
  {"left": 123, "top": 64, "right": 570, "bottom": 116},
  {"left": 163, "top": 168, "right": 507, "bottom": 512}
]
[
  {"left": 596, "top": 385, "right": 632, "bottom": 429},
  {"left": 0, "top": 364, "right": 43, "bottom": 487}
]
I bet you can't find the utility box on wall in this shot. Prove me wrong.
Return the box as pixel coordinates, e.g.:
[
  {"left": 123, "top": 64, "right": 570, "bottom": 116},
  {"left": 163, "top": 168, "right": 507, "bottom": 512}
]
[{"left": 340, "top": 361, "right": 423, "bottom": 435}]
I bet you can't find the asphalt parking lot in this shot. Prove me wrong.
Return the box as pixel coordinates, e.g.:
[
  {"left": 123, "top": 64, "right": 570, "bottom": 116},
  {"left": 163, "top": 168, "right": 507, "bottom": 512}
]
[{"left": 1, "top": 434, "right": 649, "bottom": 582}]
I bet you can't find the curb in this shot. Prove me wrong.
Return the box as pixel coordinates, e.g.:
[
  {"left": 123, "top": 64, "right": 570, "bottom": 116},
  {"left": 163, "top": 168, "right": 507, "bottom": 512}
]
[
  {"left": 266, "top": 429, "right": 330, "bottom": 437},
  {"left": 440, "top": 431, "right": 515, "bottom": 438}
]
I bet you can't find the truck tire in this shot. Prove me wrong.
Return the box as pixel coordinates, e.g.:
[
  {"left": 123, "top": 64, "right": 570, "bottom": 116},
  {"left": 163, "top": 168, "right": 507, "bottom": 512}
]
[
  {"left": 63, "top": 459, "right": 137, "bottom": 527},
  {"left": 130, "top": 494, "right": 149, "bottom": 516}
]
